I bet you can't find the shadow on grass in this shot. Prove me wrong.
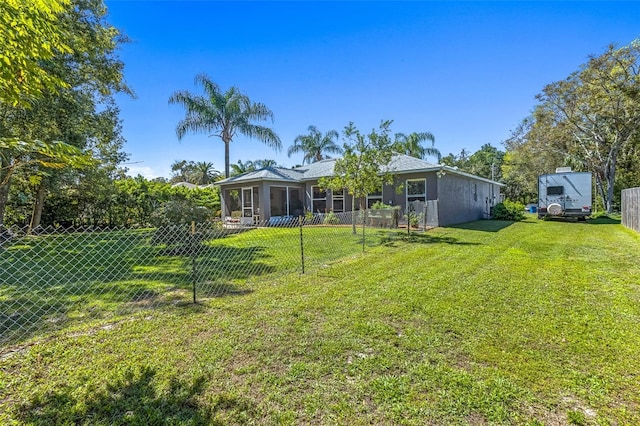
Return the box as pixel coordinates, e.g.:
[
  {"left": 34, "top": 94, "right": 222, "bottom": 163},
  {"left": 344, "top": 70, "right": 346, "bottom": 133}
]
[
  {"left": 446, "top": 220, "right": 516, "bottom": 233},
  {"left": 374, "top": 231, "right": 481, "bottom": 247},
  {"left": 16, "top": 366, "right": 255, "bottom": 425},
  {"left": 0, "top": 231, "right": 276, "bottom": 347},
  {"left": 587, "top": 216, "right": 622, "bottom": 225}
]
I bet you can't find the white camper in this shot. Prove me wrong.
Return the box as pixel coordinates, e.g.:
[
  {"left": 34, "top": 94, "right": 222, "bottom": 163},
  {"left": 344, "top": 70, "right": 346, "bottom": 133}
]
[{"left": 538, "top": 168, "right": 592, "bottom": 220}]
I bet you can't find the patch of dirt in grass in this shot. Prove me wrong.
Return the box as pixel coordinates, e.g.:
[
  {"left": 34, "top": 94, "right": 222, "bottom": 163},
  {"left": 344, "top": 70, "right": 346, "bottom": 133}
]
[{"left": 466, "top": 412, "right": 488, "bottom": 425}]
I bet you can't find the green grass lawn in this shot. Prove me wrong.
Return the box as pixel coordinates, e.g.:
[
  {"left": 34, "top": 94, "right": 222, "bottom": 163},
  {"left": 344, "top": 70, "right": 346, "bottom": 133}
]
[
  {"left": 1, "top": 216, "right": 640, "bottom": 424},
  {"left": 0, "top": 225, "right": 366, "bottom": 345}
]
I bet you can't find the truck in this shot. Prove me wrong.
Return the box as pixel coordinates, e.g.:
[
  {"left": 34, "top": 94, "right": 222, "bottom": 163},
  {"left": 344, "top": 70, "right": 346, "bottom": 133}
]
[{"left": 538, "top": 168, "right": 592, "bottom": 220}]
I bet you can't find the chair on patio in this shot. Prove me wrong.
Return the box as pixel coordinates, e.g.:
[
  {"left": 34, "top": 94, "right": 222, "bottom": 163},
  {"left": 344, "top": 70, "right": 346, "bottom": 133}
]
[{"left": 224, "top": 211, "right": 243, "bottom": 228}]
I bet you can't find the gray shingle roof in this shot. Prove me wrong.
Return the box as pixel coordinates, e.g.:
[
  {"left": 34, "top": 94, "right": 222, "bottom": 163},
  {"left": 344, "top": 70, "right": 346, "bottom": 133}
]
[
  {"left": 215, "top": 154, "right": 502, "bottom": 186},
  {"left": 215, "top": 167, "right": 304, "bottom": 185}
]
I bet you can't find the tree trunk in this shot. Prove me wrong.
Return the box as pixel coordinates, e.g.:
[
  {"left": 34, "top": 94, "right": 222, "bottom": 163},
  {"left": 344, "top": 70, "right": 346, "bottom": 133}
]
[
  {"left": 605, "top": 152, "right": 618, "bottom": 214},
  {"left": 28, "top": 181, "right": 47, "bottom": 233},
  {"left": 351, "top": 201, "right": 357, "bottom": 234},
  {"left": 224, "top": 140, "right": 230, "bottom": 178}
]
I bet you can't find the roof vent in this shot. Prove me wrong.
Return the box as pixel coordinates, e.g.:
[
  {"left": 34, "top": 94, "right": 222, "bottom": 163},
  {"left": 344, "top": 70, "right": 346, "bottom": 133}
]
[{"left": 555, "top": 167, "right": 572, "bottom": 173}]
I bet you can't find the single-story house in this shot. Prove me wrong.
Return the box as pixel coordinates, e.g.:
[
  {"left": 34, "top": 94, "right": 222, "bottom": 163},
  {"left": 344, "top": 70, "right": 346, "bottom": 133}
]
[{"left": 214, "top": 154, "right": 504, "bottom": 227}]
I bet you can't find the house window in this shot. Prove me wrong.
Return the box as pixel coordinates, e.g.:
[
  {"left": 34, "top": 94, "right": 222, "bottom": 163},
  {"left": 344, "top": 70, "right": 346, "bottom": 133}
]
[
  {"left": 312, "top": 186, "right": 327, "bottom": 213},
  {"left": 366, "top": 188, "right": 383, "bottom": 208},
  {"left": 474, "top": 184, "right": 478, "bottom": 202},
  {"left": 332, "top": 188, "right": 344, "bottom": 213},
  {"left": 406, "top": 179, "right": 426, "bottom": 203}
]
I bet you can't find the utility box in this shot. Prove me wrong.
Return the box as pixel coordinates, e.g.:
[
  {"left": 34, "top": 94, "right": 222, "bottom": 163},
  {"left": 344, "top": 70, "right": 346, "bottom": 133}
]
[{"left": 538, "top": 169, "right": 592, "bottom": 220}]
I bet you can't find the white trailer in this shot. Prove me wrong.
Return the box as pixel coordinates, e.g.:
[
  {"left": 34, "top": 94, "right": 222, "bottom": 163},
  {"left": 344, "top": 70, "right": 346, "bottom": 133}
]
[{"left": 538, "top": 168, "right": 592, "bottom": 220}]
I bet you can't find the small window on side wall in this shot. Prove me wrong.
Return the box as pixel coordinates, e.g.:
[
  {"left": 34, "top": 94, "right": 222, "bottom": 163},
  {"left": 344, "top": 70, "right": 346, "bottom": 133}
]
[{"left": 406, "top": 179, "right": 426, "bottom": 203}]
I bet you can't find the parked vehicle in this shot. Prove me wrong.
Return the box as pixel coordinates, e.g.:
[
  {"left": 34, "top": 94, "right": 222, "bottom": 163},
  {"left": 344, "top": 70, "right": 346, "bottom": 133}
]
[{"left": 538, "top": 168, "right": 592, "bottom": 220}]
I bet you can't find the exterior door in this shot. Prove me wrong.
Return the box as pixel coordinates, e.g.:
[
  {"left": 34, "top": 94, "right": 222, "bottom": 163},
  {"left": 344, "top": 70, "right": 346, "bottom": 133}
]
[{"left": 242, "top": 188, "right": 254, "bottom": 221}]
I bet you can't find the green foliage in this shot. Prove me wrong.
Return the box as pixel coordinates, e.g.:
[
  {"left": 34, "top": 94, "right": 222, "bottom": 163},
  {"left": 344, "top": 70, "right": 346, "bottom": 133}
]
[
  {"left": 288, "top": 125, "right": 342, "bottom": 164},
  {"left": 150, "top": 199, "right": 213, "bottom": 227},
  {"left": 567, "top": 410, "right": 587, "bottom": 425},
  {"left": 370, "top": 201, "right": 392, "bottom": 209},
  {"left": 392, "top": 131, "right": 440, "bottom": 161},
  {"left": 0, "top": 0, "right": 72, "bottom": 105},
  {"left": 0, "top": 0, "right": 131, "bottom": 227},
  {"left": 442, "top": 144, "right": 504, "bottom": 181},
  {"left": 319, "top": 121, "right": 396, "bottom": 233},
  {"left": 229, "top": 158, "right": 280, "bottom": 176},
  {"left": 405, "top": 210, "right": 424, "bottom": 228},
  {"left": 320, "top": 121, "right": 395, "bottom": 208},
  {"left": 0, "top": 138, "right": 94, "bottom": 185},
  {"left": 323, "top": 211, "right": 340, "bottom": 225},
  {"left": 170, "top": 160, "right": 220, "bottom": 184},
  {"left": 491, "top": 201, "right": 525, "bottom": 221}
]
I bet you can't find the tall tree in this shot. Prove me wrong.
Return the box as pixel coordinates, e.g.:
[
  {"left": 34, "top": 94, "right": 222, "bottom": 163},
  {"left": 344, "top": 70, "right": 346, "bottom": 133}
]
[
  {"left": 169, "top": 74, "right": 281, "bottom": 178},
  {"left": 465, "top": 143, "right": 504, "bottom": 181},
  {"left": 393, "top": 132, "right": 440, "bottom": 161},
  {"left": 319, "top": 121, "right": 395, "bottom": 234},
  {"left": 533, "top": 40, "right": 640, "bottom": 212},
  {"left": 0, "top": 0, "right": 131, "bottom": 227},
  {"left": 288, "top": 125, "right": 342, "bottom": 164},
  {"left": 0, "top": 0, "right": 72, "bottom": 106}
]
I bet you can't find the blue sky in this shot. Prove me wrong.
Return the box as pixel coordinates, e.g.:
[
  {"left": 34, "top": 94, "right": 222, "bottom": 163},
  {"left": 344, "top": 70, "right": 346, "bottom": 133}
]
[{"left": 104, "top": 1, "right": 640, "bottom": 179}]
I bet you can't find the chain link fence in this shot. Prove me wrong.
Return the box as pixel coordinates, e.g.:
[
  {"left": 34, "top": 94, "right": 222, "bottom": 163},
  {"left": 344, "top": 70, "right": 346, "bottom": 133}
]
[{"left": 0, "top": 209, "right": 432, "bottom": 348}]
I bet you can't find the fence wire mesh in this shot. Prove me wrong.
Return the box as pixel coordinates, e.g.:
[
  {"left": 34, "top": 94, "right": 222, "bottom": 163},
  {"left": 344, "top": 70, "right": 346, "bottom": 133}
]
[{"left": 1, "top": 209, "right": 431, "bottom": 348}]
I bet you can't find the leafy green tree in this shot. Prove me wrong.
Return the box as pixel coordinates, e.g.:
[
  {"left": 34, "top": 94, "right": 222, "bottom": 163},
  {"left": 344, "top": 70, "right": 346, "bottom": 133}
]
[
  {"left": 288, "top": 125, "right": 342, "bottom": 164},
  {"left": 532, "top": 40, "right": 640, "bottom": 212},
  {"left": 393, "top": 132, "right": 440, "bottom": 162},
  {"left": 501, "top": 116, "right": 566, "bottom": 203},
  {"left": 0, "top": 0, "right": 72, "bottom": 106},
  {"left": 319, "top": 121, "right": 395, "bottom": 233},
  {"left": 466, "top": 143, "right": 504, "bottom": 181},
  {"left": 169, "top": 74, "right": 281, "bottom": 178},
  {"left": 0, "top": 0, "right": 130, "bottom": 227}
]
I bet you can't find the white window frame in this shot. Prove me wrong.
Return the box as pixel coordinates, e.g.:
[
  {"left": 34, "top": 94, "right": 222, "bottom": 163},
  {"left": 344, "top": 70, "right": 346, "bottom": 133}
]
[
  {"left": 366, "top": 187, "right": 383, "bottom": 209},
  {"left": 311, "top": 185, "right": 327, "bottom": 213},
  {"left": 332, "top": 188, "right": 345, "bottom": 213},
  {"left": 406, "top": 179, "right": 426, "bottom": 205}
]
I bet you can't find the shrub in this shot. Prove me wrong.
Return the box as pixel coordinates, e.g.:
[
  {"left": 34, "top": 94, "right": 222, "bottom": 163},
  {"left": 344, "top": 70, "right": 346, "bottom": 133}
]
[
  {"left": 323, "top": 211, "right": 340, "bottom": 225},
  {"left": 492, "top": 201, "right": 525, "bottom": 221},
  {"left": 404, "top": 211, "right": 424, "bottom": 228},
  {"left": 371, "top": 201, "right": 392, "bottom": 209}
]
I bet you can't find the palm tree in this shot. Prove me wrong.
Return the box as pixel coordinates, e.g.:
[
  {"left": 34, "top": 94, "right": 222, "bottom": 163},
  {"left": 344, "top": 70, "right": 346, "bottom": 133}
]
[
  {"left": 169, "top": 74, "right": 282, "bottom": 178},
  {"left": 252, "top": 159, "right": 278, "bottom": 169},
  {"left": 230, "top": 159, "right": 255, "bottom": 176},
  {"left": 288, "top": 125, "right": 342, "bottom": 164},
  {"left": 170, "top": 159, "right": 192, "bottom": 183},
  {"left": 190, "top": 161, "right": 219, "bottom": 185},
  {"left": 393, "top": 132, "right": 441, "bottom": 162}
]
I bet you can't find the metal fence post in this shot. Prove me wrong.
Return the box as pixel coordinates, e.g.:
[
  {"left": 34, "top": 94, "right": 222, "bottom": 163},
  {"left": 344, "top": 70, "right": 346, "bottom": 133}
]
[
  {"left": 191, "top": 221, "right": 197, "bottom": 303},
  {"left": 299, "top": 215, "right": 305, "bottom": 274}
]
